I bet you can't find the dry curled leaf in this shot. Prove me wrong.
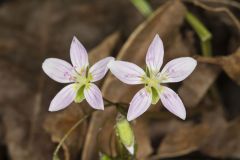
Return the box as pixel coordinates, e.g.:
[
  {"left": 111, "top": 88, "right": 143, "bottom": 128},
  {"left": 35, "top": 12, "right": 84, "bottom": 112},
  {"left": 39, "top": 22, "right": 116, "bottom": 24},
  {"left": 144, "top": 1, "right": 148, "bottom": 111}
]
[
  {"left": 133, "top": 119, "right": 153, "bottom": 160},
  {"left": 201, "top": 117, "right": 240, "bottom": 159},
  {"left": 156, "top": 123, "right": 210, "bottom": 159},
  {"left": 197, "top": 47, "right": 240, "bottom": 85},
  {"left": 178, "top": 63, "right": 220, "bottom": 108},
  {"left": 82, "top": 107, "right": 117, "bottom": 160},
  {"left": 151, "top": 96, "right": 226, "bottom": 159}
]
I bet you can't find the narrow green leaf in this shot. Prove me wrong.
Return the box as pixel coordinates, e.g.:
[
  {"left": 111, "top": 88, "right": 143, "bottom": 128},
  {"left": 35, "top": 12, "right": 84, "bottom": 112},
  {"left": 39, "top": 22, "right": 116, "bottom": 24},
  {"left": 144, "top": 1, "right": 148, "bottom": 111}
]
[
  {"left": 130, "top": 0, "right": 153, "bottom": 17},
  {"left": 185, "top": 11, "right": 212, "bottom": 56}
]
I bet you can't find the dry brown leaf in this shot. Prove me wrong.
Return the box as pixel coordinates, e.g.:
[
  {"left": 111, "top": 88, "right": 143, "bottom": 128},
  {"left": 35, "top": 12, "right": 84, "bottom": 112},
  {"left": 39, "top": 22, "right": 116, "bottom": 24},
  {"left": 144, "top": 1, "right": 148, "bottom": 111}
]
[
  {"left": 44, "top": 105, "right": 87, "bottom": 160},
  {"left": 97, "top": 110, "right": 118, "bottom": 156},
  {"left": 155, "top": 123, "right": 210, "bottom": 159},
  {"left": 0, "top": 60, "right": 35, "bottom": 104},
  {"left": 82, "top": 107, "right": 118, "bottom": 160},
  {"left": 197, "top": 47, "right": 240, "bottom": 85},
  {"left": 133, "top": 119, "right": 153, "bottom": 160},
  {"left": 178, "top": 64, "right": 220, "bottom": 108},
  {"left": 151, "top": 96, "right": 226, "bottom": 159},
  {"left": 201, "top": 117, "right": 240, "bottom": 158},
  {"left": 2, "top": 97, "right": 55, "bottom": 160},
  {"left": 200, "top": 96, "right": 240, "bottom": 158},
  {"left": 89, "top": 31, "right": 120, "bottom": 64}
]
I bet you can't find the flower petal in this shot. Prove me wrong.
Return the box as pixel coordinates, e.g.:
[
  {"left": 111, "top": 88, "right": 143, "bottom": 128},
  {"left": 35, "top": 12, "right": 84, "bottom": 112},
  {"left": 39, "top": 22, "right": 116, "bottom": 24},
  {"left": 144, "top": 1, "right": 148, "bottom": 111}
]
[
  {"left": 127, "top": 88, "right": 152, "bottom": 121},
  {"left": 89, "top": 57, "right": 114, "bottom": 82},
  {"left": 108, "top": 60, "right": 145, "bottom": 85},
  {"left": 146, "top": 34, "right": 164, "bottom": 74},
  {"left": 84, "top": 83, "right": 104, "bottom": 110},
  {"left": 159, "top": 57, "right": 197, "bottom": 83},
  {"left": 42, "top": 58, "right": 75, "bottom": 83},
  {"left": 70, "top": 36, "right": 89, "bottom": 69},
  {"left": 49, "top": 84, "right": 76, "bottom": 111},
  {"left": 159, "top": 86, "right": 186, "bottom": 120},
  {"left": 126, "top": 145, "right": 134, "bottom": 155}
]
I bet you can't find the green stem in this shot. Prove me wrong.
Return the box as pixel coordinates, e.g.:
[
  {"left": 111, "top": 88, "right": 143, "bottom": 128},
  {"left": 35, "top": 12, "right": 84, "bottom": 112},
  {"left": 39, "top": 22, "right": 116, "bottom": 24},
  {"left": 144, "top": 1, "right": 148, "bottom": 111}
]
[
  {"left": 103, "top": 97, "right": 128, "bottom": 107},
  {"left": 103, "top": 98, "right": 128, "bottom": 116},
  {"left": 53, "top": 114, "right": 90, "bottom": 160},
  {"left": 103, "top": 97, "right": 116, "bottom": 106},
  {"left": 130, "top": 0, "right": 153, "bottom": 17},
  {"left": 185, "top": 11, "right": 213, "bottom": 56},
  {"left": 185, "top": 11, "right": 218, "bottom": 112},
  {"left": 129, "top": 1, "right": 213, "bottom": 57}
]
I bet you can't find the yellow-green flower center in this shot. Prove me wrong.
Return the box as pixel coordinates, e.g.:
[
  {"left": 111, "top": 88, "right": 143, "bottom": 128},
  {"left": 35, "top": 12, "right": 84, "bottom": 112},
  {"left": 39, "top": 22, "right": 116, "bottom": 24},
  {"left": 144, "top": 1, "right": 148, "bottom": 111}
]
[
  {"left": 73, "top": 67, "right": 93, "bottom": 103},
  {"left": 142, "top": 70, "right": 165, "bottom": 104},
  {"left": 143, "top": 72, "right": 160, "bottom": 90},
  {"left": 75, "top": 67, "right": 93, "bottom": 86},
  {"left": 73, "top": 67, "right": 93, "bottom": 91}
]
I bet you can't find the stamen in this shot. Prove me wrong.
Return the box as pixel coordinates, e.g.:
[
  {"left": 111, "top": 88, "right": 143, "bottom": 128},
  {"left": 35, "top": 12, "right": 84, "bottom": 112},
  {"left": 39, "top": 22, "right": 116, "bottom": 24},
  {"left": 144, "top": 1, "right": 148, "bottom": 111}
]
[{"left": 73, "top": 66, "right": 81, "bottom": 76}]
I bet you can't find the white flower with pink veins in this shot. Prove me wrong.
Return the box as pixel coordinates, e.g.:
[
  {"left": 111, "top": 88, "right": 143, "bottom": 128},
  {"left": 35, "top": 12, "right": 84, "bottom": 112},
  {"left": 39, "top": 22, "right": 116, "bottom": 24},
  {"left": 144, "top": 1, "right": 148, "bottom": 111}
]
[
  {"left": 109, "top": 34, "right": 197, "bottom": 121},
  {"left": 42, "top": 36, "right": 114, "bottom": 111}
]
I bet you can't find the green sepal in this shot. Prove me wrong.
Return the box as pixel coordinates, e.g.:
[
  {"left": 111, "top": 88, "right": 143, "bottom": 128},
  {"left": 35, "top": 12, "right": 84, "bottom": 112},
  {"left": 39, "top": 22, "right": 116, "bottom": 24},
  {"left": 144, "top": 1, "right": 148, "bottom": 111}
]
[
  {"left": 151, "top": 87, "right": 159, "bottom": 104},
  {"left": 74, "top": 85, "right": 85, "bottom": 103}
]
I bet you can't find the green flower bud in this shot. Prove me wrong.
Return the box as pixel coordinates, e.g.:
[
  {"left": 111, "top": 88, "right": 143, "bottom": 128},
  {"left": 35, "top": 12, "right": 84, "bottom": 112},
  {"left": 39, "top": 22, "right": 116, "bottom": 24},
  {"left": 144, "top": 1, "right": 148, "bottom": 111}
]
[
  {"left": 116, "top": 114, "right": 135, "bottom": 155},
  {"left": 53, "top": 155, "right": 60, "bottom": 160},
  {"left": 99, "top": 153, "right": 112, "bottom": 160}
]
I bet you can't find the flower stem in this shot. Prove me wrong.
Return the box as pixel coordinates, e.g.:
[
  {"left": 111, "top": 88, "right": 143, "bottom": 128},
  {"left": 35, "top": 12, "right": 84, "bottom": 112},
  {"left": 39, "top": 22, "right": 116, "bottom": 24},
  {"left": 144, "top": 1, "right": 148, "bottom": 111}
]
[
  {"left": 52, "top": 114, "right": 90, "bottom": 160},
  {"left": 130, "top": 0, "right": 153, "bottom": 17},
  {"left": 103, "top": 98, "right": 128, "bottom": 116},
  {"left": 129, "top": 0, "right": 213, "bottom": 57},
  {"left": 185, "top": 11, "right": 213, "bottom": 57},
  {"left": 103, "top": 97, "right": 116, "bottom": 106}
]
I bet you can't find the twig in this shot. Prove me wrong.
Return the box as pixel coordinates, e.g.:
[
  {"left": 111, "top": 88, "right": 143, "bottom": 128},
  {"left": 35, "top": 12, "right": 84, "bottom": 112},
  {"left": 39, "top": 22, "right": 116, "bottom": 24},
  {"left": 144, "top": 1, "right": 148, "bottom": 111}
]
[
  {"left": 195, "top": 55, "right": 221, "bottom": 65},
  {"left": 201, "top": 0, "right": 240, "bottom": 10},
  {"left": 103, "top": 97, "right": 128, "bottom": 108},
  {"left": 183, "top": 0, "right": 240, "bottom": 10},
  {"left": 187, "top": 0, "right": 240, "bottom": 31},
  {"left": 104, "top": 98, "right": 128, "bottom": 116}
]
